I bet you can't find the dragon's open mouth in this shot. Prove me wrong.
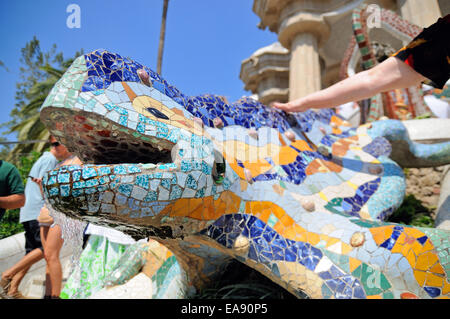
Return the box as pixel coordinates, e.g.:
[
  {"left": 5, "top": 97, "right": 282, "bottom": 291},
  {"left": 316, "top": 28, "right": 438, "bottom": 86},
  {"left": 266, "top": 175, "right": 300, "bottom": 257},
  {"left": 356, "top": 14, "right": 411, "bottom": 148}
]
[
  {"left": 72, "top": 126, "right": 174, "bottom": 165},
  {"left": 43, "top": 107, "right": 175, "bottom": 166}
]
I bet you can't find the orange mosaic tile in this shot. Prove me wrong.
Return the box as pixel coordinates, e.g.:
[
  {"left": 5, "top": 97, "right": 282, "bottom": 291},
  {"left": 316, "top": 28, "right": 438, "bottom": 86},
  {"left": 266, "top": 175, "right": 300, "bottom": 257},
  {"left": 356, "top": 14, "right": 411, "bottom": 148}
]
[
  {"left": 167, "top": 192, "right": 241, "bottom": 220},
  {"left": 305, "top": 158, "right": 342, "bottom": 175},
  {"left": 401, "top": 292, "right": 419, "bottom": 299},
  {"left": 349, "top": 257, "right": 362, "bottom": 272},
  {"left": 331, "top": 136, "right": 359, "bottom": 157}
]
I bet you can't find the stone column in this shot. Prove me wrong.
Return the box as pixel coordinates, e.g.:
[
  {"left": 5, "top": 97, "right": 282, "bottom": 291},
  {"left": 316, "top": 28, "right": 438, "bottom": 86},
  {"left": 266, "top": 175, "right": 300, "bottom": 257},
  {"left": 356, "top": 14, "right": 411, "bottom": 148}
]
[
  {"left": 289, "top": 33, "right": 321, "bottom": 100},
  {"left": 278, "top": 11, "right": 330, "bottom": 100},
  {"left": 397, "top": 0, "right": 442, "bottom": 28}
]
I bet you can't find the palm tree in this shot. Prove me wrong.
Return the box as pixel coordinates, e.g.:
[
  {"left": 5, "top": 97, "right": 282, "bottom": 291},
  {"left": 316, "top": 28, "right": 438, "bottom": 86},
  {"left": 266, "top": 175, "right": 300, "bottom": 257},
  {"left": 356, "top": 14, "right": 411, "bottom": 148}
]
[
  {"left": 6, "top": 52, "right": 83, "bottom": 162},
  {"left": 157, "top": 0, "right": 170, "bottom": 75}
]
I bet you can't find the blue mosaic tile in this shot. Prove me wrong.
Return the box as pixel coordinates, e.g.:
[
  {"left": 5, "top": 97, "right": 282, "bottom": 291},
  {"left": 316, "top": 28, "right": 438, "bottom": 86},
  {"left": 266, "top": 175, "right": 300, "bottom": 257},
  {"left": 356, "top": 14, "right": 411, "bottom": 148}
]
[
  {"left": 60, "top": 185, "right": 71, "bottom": 197},
  {"left": 362, "top": 136, "right": 392, "bottom": 158},
  {"left": 135, "top": 175, "right": 150, "bottom": 189},
  {"left": 73, "top": 181, "right": 86, "bottom": 189},
  {"left": 82, "top": 167, "right": 98, "bottom": 179},
  {"left": 113, "top": 165, "right": 127, "bottom": 175},
  {"left": 98, "top": 166, "right": 111, "bottom": 176},
  {"left": 118, "top": 184, "right": 133, "bottom": 196}
]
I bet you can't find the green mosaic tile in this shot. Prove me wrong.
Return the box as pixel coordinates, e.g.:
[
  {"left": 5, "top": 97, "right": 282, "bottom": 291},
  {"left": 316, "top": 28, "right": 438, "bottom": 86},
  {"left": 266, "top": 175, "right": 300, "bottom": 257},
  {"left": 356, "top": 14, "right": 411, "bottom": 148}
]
[
  {"left": 360, "top": 46, "right": 370, "bottom": 56},
  {"left": 356, "top": 34, "right": 365, "bottom": 42},
  {"left": 359, "top": 263, "right": 391, "bottom": 295},
  {"left": 267, "top": 213, "right": 278, "bottom": 228}
]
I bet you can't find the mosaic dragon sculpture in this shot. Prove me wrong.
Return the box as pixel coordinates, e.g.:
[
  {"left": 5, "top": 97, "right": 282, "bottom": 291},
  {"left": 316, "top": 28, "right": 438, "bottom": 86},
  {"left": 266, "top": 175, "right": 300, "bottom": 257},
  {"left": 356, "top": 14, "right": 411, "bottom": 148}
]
[{"left": 39, "top": 49, "right": 450, "bottom": 299}]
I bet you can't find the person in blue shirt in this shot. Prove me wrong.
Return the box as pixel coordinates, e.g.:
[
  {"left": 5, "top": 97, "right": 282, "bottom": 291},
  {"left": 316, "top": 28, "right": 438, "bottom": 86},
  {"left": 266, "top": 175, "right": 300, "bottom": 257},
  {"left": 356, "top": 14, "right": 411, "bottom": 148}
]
[{"left": 0, "top": 136, "right": 72, "bottom": 299}]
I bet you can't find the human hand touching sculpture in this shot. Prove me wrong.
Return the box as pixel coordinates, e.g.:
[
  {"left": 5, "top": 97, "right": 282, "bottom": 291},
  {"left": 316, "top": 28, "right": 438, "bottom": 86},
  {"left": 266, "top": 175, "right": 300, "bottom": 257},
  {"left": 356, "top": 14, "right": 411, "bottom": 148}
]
[
  {"left": 272, "top": 13, "right": 449, "bottom": 115},
  {"left": 271, "top": 56, "right": 427, "bottom": 113}
]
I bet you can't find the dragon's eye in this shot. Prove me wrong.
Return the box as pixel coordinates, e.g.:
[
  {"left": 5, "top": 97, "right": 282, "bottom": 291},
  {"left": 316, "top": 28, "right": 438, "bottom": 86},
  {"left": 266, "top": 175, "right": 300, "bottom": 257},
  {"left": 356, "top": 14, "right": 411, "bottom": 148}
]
[
  {"left": 146, "top": 107, "right": 169, "bottom": 120},
  {"left": 212, "top": 150, "right": 226, "bottom": 184}
]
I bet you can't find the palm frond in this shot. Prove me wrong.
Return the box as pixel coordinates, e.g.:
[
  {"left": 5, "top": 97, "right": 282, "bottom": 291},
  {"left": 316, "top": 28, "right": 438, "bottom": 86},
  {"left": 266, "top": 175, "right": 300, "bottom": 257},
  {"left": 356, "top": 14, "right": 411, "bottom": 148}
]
[
  {"left": 21, "top": 96, "right": 47, "bottom": 116},
  {"left": 39, "top": 64, "right": 65, "bottom": 78},
  {"left": 10, "top": 114, "right": 40, "bottom": 138},
  {"left": 27, "top": 77, "right": 59, "bottom": 98}
]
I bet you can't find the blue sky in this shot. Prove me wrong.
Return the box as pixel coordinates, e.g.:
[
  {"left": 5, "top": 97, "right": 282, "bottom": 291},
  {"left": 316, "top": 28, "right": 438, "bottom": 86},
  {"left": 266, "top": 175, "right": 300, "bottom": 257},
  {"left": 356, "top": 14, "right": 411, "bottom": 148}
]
[{"left": 0, "top": 0, "right": 278, "bottom": 142}]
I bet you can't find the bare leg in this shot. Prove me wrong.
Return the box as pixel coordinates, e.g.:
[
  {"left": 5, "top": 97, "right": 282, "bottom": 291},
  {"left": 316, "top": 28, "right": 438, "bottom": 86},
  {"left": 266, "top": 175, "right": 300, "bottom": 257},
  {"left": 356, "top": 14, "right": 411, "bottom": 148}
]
[
  {"left": 44, "top": 225, "right": 64, "bottom": 297},
  {"left": 40, "top": 226, "right": 52, "bottom": 297},
  {"left": 3, "top": 248, "right": 44, "bottom": 295}
]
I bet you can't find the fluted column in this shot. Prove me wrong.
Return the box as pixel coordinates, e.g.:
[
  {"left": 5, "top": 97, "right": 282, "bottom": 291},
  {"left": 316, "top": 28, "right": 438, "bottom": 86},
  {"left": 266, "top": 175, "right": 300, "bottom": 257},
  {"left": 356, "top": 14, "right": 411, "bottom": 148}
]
[
  {"left": 289, "top": 33, "right": 321, "bottom": 100},
  {"left": 397, "top": 0, "right": 442, "bottom": 28},
  {"left": 278, "top": 10, "right": 330, "bottom": 100}
]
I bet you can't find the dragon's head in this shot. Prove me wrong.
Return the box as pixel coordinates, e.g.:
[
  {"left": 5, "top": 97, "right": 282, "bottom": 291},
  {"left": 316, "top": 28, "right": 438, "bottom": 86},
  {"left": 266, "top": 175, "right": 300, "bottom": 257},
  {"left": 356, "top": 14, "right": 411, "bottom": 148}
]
[{"left": 40, "top": 50, "right": 241, "bottom": 238}]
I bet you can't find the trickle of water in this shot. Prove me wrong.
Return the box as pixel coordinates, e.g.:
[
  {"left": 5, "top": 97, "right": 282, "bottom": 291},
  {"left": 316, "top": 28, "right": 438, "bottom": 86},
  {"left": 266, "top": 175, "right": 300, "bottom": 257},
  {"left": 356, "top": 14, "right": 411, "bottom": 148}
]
[{"left": 45, "top": 199, "right": 87, "bottom": 282}]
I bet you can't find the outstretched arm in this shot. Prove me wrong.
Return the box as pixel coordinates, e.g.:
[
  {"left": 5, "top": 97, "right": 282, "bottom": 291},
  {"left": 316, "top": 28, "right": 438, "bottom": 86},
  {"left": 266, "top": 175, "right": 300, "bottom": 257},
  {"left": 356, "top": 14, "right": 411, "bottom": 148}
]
[{"left": 272, "top": 57, "right": 427, "bottom": 113}]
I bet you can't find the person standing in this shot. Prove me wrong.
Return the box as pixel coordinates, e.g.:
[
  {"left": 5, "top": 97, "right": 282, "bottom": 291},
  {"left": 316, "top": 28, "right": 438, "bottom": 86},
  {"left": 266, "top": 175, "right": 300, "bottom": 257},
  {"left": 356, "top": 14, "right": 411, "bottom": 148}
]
[
  {"left": 0, "top": 136, "right": 70, "bottom": 299},
  {"left": 0, "top": 160, "right": 25, "bottom": 221},
  {"left": 38, "top": 153, "right": 82, "bottom": 299}
]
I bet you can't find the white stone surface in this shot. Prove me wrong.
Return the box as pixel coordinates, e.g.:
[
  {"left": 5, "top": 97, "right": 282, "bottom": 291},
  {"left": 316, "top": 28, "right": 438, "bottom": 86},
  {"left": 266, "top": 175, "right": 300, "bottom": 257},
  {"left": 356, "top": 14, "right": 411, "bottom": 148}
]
[
  {"left": 402, "top": 118, "right": 450, "bottom": 143},
  {"left": 90, "top": 273, "right": 153, "bottom": 299}
]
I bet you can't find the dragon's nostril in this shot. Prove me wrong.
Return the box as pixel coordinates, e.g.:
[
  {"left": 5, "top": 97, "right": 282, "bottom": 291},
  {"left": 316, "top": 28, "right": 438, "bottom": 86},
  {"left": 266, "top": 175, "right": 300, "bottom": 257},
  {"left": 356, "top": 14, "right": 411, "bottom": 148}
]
[{"left": 147, "top": 107, "right": 169, "bottom": 120}]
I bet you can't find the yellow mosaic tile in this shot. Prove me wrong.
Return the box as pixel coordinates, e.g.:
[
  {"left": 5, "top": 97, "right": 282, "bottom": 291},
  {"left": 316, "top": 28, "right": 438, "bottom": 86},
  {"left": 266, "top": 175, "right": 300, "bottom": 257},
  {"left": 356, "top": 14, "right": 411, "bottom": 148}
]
[
  {"left": 341, "top": 242, "right": 353, "bottom": 255},
  {"left": 349, "top": 257, "right": 362, "bottom": 272},
  {"left": 403, "top": 227, "right": 426, "bottom": 239},
  {"left": 442, "top": 282, "right": 450, "bottom": 295},
  {"left": 283, "top": 226, "right": 297, "bottom": 240},
  {"left": 307, "top": 232, "right": 321, "bottom": 245},
  {"left": 413, "top": 270, "right": 427, "bottom": 286},
  {"left": 406, "top": 249, "right": 417, "bottom": 268},
  {"left": 423, "top": 240, "right": 435, "bottom": 251},
  {"left": 429, "top": 263, "right": 445, "bottom": 276},
  {"left": 425, "top": 273, "right": 444, "bottom": 287},
  {"left": 415, "top": 251, "right": 439, "bottom": 271},
  {"left": 370, "top": 228, "right": 386, "bottom": 244},
  {"left": 318, "top": 191, "right": 328, "bottom": 202},
  {"left": 411, "top": 240, "right": 426, "bottom": 256},
  {"left": 346, "top": 181, "right": 359, "bottom": 190},
  {"left": 326, "top": 237, "right": 340, "bottom": 248}
]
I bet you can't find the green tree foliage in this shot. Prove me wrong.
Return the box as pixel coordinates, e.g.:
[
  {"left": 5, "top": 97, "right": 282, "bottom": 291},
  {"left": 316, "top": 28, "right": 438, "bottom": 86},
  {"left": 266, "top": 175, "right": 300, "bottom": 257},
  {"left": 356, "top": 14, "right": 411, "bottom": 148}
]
[
  {"left": 1, "top": 36, "right": 83, "bottom": 164},
  {"left": 0, "top": 151, "right": 41, "bottom": 239}
]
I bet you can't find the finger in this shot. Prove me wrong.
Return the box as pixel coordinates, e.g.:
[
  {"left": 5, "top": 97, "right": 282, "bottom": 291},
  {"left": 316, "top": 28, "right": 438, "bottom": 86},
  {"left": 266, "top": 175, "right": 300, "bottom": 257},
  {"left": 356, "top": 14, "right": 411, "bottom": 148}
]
[
  {"left": 269, "top": 101, "right": 279, "bottom": 108},
  {"left": 271, "top": 102, "right": 286, "bottom": 109}
]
